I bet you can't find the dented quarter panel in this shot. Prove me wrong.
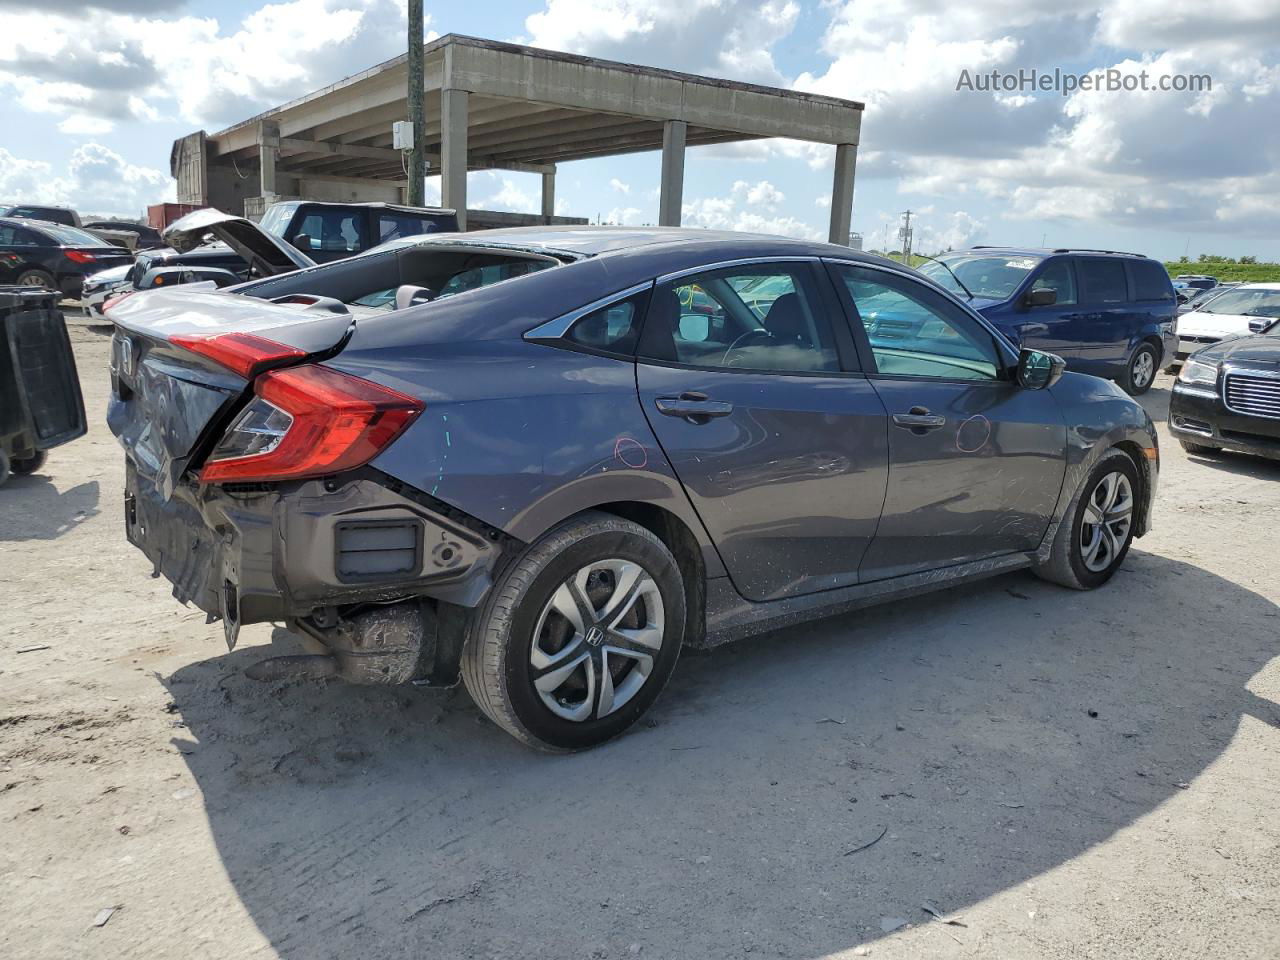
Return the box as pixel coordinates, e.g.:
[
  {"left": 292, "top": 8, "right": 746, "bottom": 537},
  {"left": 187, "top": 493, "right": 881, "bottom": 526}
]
[{"left": 329, "top": 337, "right": 728, "bottom": 580}]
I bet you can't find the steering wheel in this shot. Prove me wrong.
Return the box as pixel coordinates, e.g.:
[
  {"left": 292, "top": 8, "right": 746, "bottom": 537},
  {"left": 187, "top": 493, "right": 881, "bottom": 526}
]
[{"left": 720, "top": 328, "right": 775, "bottom": 367}]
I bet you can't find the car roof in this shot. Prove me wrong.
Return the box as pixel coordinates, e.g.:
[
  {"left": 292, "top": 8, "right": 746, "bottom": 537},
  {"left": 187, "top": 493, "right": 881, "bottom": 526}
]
[
  {"left": 387, "top": 225, "right": 882, "bottom": 261},
  {"left": 279, "top": 200, "right": 458, "bottom": 217},
  {"left": 962, "top": 246, "right": 1153, "bottom": 260},
  {"left": 1233, "top": 282, "right": 1280, "bottom": 290}
]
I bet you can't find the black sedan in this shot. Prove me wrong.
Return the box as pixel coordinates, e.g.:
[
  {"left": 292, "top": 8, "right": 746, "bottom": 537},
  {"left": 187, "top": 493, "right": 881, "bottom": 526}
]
[
  {"left": 0, "top": 218, "right": 134, "bottom": 298},
  {"left": 106, "top": 227, "right": 1159, "bottom": 751},
  {"left": 1170, "top": 319, "right": 1280, "bottom": 461}
]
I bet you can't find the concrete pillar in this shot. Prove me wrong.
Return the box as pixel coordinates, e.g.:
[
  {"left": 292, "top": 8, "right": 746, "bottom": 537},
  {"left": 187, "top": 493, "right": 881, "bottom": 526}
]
[
  {"left": 441, "top": 87, "right": 469, "bottom": 229},
  {"left": 541, "top": 169, "right": 556, "bottom": 221},
  {"left": 658, "top": 119, "right": 687, "bottom": 227},
  {"left": 258, "top": 120, "right": 280, "bottom": 198},
  {"left": 828, "top": 143, "right": 858, "bottom": 245}
]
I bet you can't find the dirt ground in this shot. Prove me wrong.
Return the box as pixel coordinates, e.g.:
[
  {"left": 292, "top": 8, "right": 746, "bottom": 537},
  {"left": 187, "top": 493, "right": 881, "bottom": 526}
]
[{"left": 2, "top": 326, "right": 1278, "bottom": 960}]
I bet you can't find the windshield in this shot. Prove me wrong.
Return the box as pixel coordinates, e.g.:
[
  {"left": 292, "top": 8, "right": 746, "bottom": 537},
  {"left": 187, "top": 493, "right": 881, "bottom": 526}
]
[
  {"left": 918, "top": 253, "right": 1043, "bottom": 300},
  {"left": 1199, "top": 288, "right": 1280, "bottom": 318}
]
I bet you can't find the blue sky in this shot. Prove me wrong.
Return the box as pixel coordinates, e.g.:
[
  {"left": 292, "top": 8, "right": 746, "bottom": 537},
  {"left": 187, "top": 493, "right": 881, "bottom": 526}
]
[{"left": 2, "top": 0, "right": 1278, "bottom": 260}]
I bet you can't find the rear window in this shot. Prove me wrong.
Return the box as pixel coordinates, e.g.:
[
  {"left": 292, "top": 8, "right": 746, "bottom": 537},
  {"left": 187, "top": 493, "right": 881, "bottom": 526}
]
[
  {"left": 1128, "top": 259, "right": 1173, "bottom": 301},
  {"left": 1076, "top": 258, "right": 1128, "bottom": 303},
  {"left": 36, "top": 223, "right": 110, "bottom": 247},
  {"left": 293, "top": 208, "right": 368, "bottom": 254}
]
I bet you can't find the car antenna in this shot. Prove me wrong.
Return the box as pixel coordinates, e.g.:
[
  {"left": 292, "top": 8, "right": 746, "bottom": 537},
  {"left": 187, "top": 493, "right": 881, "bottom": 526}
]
[{"left": 915, "top": 253, "right": 975, "bottom": 300}]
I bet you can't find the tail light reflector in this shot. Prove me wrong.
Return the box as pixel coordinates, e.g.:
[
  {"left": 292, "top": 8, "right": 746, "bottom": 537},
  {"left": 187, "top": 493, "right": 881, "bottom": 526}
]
[
  {"left": 200, "top": 365, "right": 423, "bottom": 484},
  {"left": 65, "top": 250, "right": 97, "bottom": 264},
  {"left": 170, "top": 332, "right": 306, "bottom": 379}
]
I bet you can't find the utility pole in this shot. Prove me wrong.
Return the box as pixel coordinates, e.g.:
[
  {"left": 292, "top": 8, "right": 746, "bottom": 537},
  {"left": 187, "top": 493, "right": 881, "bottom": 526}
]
[
  {"left": 406, "top": 0, "right": 424, "bottom": 206},
  {"left": 898, "top": 209, "right": 914, "bottom": 263}
]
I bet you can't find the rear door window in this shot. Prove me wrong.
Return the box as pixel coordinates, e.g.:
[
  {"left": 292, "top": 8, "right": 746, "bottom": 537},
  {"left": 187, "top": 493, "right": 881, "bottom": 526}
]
[
  {"left": 1127, "top": 259, "right": 1174, "bottom": 301},
  {"left": 0, "top": 224, "right": 46, "bottom": 246},
  {"left": 563, "top": 292, "right": 648, "bottom": 357},
  {"left": 1076, "top": 258, "right": 1129, "bottom": 303}
]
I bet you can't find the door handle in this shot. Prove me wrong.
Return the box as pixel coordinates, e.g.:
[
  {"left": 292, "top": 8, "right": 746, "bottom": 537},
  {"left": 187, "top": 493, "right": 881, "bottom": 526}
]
[
  {"left": 892, "top": 406, "right": 946, "bottom": 430},
  {"left": 655, "top": 394, "right": 734, "bottom": 422}
]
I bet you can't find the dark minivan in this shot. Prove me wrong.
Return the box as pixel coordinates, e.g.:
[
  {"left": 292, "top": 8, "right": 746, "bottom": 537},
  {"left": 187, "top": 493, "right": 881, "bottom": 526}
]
[
  {"left": 919, "top": 247, "right": 1177, "bottom": 395},
  {"left": 257, "top": 201, "right": 459, "bottom": 263}
]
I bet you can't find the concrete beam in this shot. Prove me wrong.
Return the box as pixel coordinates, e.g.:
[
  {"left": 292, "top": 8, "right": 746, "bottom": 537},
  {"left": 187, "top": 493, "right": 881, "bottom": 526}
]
[
  {"left": 828, "top": 143, "right": 857, "bottom": 246},
  {"left": 441, "top": 87, "right": 469, "bottom": 228},
  {"left": 279, "top": 138, "right": 403, "bottom": 162},
  {"left": 658, "top": 120, "right": 686, "bottom": 227}
]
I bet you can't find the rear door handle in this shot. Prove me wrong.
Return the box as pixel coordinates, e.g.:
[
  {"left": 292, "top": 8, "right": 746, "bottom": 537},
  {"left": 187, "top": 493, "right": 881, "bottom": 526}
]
[
  {"left": 892, "top": 406, "right": 946, "bottom": 430},
  {"left": 655, "top": 393, "right": 734, "bottom": 422}
]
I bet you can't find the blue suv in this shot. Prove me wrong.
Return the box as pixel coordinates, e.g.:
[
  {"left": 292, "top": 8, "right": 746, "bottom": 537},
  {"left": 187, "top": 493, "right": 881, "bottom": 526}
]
[{"left": 918, "top": 247, "right": 1177, "bottom": 395}]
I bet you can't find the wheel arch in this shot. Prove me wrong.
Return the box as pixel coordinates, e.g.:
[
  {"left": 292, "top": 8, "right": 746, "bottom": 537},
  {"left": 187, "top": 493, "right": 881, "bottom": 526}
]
[
  {"left": 569, "top": 500, "right": 709, "bottom": 648},
  {"left": 1110, "top": 439, "right": 1155, "bottom": 538}
]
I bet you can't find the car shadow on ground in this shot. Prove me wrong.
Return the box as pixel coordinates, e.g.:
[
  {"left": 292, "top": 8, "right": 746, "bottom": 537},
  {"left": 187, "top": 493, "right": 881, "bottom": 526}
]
[
  {"left": 0, "top": 476, "right": 99, "bottom": 541},
  {"left": 1181, "top": 448, "right": 1280, "bottom": 481},
  {"left": 160, "top": 552, "right": 1278, "bottom": 959}
]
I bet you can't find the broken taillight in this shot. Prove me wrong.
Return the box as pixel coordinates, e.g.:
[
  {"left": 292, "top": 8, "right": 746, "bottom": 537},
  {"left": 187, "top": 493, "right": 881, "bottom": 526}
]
[
  {"left": 200, "top": 365, "right": 423, "bottom": 484},
  {"left": 170, "top": 331, "right": 306, "bottom": 379}
]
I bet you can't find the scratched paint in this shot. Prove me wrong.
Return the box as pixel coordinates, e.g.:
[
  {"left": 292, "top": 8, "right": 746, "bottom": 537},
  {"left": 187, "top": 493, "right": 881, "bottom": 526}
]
[
  {"left": 431, "top": 413, "right": 449, "bottom": 496},
  {"left": 613, "top": 436, "right": 648, "bottom": 469},
  {"left": 955, "top": 414, "right": 992, "bottom": 454}
]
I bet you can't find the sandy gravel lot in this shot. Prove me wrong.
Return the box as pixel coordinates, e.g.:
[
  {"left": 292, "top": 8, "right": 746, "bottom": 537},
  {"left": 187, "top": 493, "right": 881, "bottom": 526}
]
[{"left": 1, "top": 326, "right": 1278, "bottom": 960}]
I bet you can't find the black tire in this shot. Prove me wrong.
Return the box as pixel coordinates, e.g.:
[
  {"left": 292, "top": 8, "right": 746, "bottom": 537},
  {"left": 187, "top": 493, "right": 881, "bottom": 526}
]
[
  {"left": 1033, "top": 450, "right": 1140, "bottom": 590},
  {"left": 1120, "top": 342, "right": 1159, "bottom": 395},
  {"left": 10, "top": 451, "right": 47, "bottom": 475},
  {"left": 460, "top": 512, "right": 686, "bottom": 751},
  {"left": 1179, "top": 439, "right": 1220, "bottom": 456},
  {"left": 15, "top": 269, "right": 55, "bottom": 290},
  {"left": 0, "top": 450, "right": 9, "bottom": 487}
]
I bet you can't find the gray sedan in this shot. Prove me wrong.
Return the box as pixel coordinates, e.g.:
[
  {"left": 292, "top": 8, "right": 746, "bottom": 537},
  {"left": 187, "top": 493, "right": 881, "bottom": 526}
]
[{"left": 106, "top": 227, "right": 1159, "bottom": 751}]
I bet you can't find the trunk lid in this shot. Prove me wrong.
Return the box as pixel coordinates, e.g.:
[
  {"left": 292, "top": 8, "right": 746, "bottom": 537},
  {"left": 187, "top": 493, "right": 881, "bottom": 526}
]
[
  {"left": 163, "top": 208, "right": 315, "bottom": 277},
  {"left": 106, "top": 287, "right": 352, "bottom": 498}
]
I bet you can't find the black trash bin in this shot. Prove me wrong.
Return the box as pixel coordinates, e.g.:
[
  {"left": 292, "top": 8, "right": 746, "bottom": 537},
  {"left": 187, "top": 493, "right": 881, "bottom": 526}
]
[{"left": 0, "top": 286, "right": 87, "bottom": 486}]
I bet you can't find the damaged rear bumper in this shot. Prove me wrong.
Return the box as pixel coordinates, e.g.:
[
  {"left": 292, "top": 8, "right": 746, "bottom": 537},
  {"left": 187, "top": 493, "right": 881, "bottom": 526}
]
[{"left": 123, "top": 460, "right": 505, "bottom": 648}]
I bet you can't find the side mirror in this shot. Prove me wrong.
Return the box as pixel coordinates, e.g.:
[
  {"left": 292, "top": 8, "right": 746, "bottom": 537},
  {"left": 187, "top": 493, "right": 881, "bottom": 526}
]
[
  {"left": 1024, "top": 288, "right": 1057, "bottom": 308},
  {"left": 1016, "top": 348, "right": 1066, "bottom": 390},
  {"left": 393, "top": 284, "right": 435, "bottom": 310}
]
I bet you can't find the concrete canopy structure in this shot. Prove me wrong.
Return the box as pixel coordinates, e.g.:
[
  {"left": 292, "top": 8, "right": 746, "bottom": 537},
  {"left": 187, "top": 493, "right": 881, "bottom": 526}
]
[{"left": 173, "top": 34, "right": 864, "bottom": 240}]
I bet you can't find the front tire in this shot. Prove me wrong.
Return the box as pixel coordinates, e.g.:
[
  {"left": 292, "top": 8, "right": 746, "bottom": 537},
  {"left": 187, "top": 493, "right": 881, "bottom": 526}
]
[
  {"left": 16, "top": 269, "right": 55, "bottom": 290},
  {"left": 1121, "top": 342, "right": 1159, "bottom": 395},
  {"left": 1034, "top": 450, "right": 1139, "bottom": 590},
  {"left": 10, "top": 451, "right": 47, "bottom": 475},
  {"left": 461, "top": 512, "right": 686, "bottom": 751},
  {"left": 1179, "top": 439, "right": 1220, "bottom": 456}
]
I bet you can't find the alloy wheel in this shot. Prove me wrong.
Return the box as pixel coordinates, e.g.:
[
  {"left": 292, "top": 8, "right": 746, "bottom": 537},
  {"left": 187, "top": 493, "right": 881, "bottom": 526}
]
[
  {"left": 1131, "top": 350, "right": 1155, "bottom": 390},
  {"left": 530, "top": 558, "right": 665, "bottom": 722},
  {"left": 1080, "top": 471, "right": 1133, "bottom": 572}
]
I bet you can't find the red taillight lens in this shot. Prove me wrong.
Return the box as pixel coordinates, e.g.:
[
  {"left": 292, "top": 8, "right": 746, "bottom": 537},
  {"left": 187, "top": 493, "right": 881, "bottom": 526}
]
[
  {"left": 170, "top": 332, "right": 306, "bottom": 379},
  {"left": 200, "top": 365, "right": 423, "bottom": 484},
  {"left": 65, "top": 250, "right": 97, "bottom": 264}
]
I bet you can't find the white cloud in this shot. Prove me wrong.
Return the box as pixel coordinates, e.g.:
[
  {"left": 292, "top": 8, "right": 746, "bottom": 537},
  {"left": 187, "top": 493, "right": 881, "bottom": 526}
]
[
  {"left": 524, "top": 0, "right": 799, "bottom": 85},
  {"left": 473, "top": 173, "right": 539, "bottom": 214},
  {"left": 604, "top": 206, "right": 643, "bottom": 225},
  {"left": 0, "top": 143, "right": 172, "bottom": 216},
  {"left": 608, "top": 178, "right": 631, "bottom": 195},
  {"left": 0, "top": 0, "right": 426, "bottom": 131},
  {"left": 683, "top": 180, "right": 822, "bottom": 240}
]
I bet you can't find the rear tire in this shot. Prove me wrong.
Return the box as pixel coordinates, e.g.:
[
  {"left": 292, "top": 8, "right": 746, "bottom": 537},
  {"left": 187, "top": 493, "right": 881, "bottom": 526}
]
[
  {"left": 10, "top": 451, "right": 47, "bottom": 475},
  {"left": 1034, "top": 450, "right": 1139, "bottom": 590},
  {"left": 460, "top": 512, "right": 686, "bottom": 752},
  {"left": 1120, "top": 342, "right": 1159, "bottom": 395},
  {"left": 1179, "top": 439, "right": 1220, "bottom": 456},
  {"left": 16, "top": 269, "right": 55, "bottom": 290}
]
